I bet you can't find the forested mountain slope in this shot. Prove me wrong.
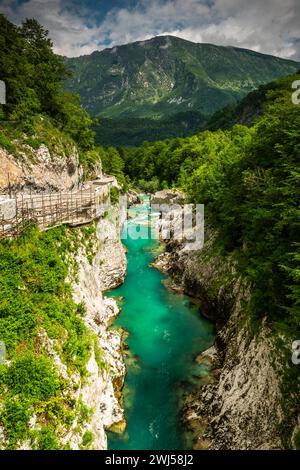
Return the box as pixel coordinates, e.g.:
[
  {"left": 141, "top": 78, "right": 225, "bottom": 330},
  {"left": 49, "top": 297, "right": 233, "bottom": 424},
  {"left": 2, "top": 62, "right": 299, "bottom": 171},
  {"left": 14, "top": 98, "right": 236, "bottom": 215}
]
[
  {"left": 64, "top": 36, "right": 299, "bottom": 145},
  {"left": 65, "top": 35, "right": 300, "bottom": 119}
]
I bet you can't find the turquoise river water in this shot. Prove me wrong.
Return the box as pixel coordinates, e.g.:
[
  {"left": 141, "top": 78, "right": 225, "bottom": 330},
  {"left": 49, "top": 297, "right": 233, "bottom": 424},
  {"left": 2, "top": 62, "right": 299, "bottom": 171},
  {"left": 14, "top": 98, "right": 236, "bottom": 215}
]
[{"left": 108, "top": 197, "right": 214, "bottom": 450}]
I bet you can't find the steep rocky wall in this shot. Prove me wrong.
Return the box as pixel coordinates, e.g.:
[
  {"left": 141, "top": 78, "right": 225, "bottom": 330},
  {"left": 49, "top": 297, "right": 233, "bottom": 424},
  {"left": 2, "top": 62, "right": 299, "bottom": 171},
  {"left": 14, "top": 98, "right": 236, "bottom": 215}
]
[
  {"left": 0, "top": 145, "right": 82, "bottom": 193},
  {"left": 69, "top": 214, "right": 127, "bottom": 449},
  {"left": 155, "top": 234, "right": 286, "bottom": 449},
  {"left": 181, "top": 274, "right": 284, "bottom": 450},
  {"left": 150, "top": 189, "right": 292, "bottom": 449}
]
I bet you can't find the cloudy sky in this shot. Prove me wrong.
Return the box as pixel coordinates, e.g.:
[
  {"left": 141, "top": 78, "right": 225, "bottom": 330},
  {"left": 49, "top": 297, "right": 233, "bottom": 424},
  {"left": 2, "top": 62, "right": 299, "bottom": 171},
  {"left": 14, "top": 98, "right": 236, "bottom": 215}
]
[{"left": 0, "top": 0, "right": 299, "bottom": 59}]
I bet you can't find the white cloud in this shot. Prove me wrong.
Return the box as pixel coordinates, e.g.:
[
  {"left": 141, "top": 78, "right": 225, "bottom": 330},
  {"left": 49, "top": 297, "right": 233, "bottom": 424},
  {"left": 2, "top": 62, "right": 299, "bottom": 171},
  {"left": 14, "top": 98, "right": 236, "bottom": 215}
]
[
  {"left": 0, "top": 0, "right": 104, "bottom": 56},
  {"left": 99, "top": 0, "right": 210, "bottom": 46},
  {"left": 0, "top": 0, "right": 299, "bottom": 59},
  {"left": 197, "top": 0, "right": 300, "bottom": 59}
]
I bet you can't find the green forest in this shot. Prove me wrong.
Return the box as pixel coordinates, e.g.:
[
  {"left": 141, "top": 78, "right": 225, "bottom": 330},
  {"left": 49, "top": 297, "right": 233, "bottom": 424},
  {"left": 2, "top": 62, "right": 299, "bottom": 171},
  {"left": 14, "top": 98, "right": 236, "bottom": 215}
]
[{"left": 0, "top": 12, "right": 299, "bottom": 449}]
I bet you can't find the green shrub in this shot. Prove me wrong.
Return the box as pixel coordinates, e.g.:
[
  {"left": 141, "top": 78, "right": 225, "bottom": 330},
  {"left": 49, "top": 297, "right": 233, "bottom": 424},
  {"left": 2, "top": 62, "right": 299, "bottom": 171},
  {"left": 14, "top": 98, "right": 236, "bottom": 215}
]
[
  {"left": 0, "top": 131, "right": 16, "bottom": 154},
  {"left": 294, "top": 431, "right": 300, "bottom": 450},
  {"left": 35, "top": 426, "right": 60, "bottom": 450},
  {"left": 110, "top": 186, "right": 120, "bottom": 205},
  {"left": 26, "top": 138, "right": 42, "bottom": 150},
  {"left": 19, "top": 117, "right": 36, "bottom": 136},
  {"left": 76, "top": 302, "right": 87, "bottom": 317},
  {"left": 0, "top": 105, "right": 5, "bottom": 120},
  {"left": 81, "top": 430, "right": 94, "bottom": 448},
  {"left": 77, "top": 400, "right": 93, "bottom": 425},
  {"left": 1, "top": 398, "right": 31, "bottom": 446},
  {"left": 7, "top": 355, "right": 59, "bottom": 400}
]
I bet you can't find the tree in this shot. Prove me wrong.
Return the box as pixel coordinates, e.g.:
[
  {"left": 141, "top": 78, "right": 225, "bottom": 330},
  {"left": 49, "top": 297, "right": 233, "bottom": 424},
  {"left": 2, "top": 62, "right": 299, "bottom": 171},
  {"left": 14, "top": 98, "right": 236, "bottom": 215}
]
[
  {"left": 57, "top": 92, "right": 95, "bottom": 149},
  {"left": 0, "top": 14, "right": 97, "bottom": 153},
  {"left": 0, "top": 14, "right": 35, "bottom": 117},
  {"left": 20, "top": 18, "right": 69, "bottom": 118}
]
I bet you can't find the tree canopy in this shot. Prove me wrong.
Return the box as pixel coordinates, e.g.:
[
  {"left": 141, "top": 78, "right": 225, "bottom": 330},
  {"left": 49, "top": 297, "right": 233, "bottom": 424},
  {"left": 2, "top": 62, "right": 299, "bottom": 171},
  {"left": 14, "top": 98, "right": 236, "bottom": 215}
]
[{"left": 0, "top": 14, "right": 94, "bottom": 150}]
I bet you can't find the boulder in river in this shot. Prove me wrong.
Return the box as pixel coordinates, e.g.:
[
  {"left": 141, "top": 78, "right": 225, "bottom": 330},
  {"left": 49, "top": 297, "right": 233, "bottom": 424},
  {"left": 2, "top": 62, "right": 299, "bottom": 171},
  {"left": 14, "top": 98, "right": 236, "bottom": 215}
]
[{"left": 150, "top": 189, "right": 185, "bottom": 205}]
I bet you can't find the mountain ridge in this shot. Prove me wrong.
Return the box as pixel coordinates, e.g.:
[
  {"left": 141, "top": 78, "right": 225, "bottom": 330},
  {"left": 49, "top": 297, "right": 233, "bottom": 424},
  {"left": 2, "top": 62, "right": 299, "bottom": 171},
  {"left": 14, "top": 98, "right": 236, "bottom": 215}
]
[
  {"left": 64, "top": 35, "right": 300, "bottom": 144},
  {"left": 67, "top": 34, "right": 300, "bottom": 62}
]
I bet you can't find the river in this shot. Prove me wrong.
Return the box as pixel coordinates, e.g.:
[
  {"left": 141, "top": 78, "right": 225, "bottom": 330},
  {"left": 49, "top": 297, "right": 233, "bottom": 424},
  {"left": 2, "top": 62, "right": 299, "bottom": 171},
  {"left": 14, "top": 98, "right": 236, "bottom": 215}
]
[{"left": 108, "top": 196, "right": 214, "bottom": 450}]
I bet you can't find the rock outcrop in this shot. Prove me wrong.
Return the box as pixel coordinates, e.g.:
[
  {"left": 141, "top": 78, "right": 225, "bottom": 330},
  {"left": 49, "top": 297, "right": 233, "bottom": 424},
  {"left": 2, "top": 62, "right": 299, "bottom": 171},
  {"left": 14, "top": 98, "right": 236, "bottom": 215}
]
[
  {"left": 150, "top": 189, "right": 185, "bottom": 206},
  {"left": 0, "top": 145, "right": 82, "bottom": 193},
  {"left": 181, "top": 282, "right": 284, "bottom": 450},
  {"left": 70, "top": 214, "right": 127, "bottom": 449},
  {"left": 127, "top": 190, "right": 142, "bottom": 207}
]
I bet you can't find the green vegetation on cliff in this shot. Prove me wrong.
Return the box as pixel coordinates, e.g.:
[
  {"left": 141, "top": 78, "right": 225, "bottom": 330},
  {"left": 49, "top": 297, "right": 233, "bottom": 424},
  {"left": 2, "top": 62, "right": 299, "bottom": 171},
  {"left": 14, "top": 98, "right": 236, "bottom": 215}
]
[{"left": 0, "top": 225, "right": 102, "bottom": 449}]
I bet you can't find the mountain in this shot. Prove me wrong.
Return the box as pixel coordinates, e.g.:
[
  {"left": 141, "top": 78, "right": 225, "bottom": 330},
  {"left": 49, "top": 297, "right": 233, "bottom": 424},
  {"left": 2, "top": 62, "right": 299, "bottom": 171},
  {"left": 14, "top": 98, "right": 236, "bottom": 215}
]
[
  {"left": 207, "top": 70, "right": 300, "bottom": 130},
  {"left": 65, "top": 35, "right": 300, "bottom": 121},
  {"left": 65, "top": 35, "right": 300, "bottom": 146}
]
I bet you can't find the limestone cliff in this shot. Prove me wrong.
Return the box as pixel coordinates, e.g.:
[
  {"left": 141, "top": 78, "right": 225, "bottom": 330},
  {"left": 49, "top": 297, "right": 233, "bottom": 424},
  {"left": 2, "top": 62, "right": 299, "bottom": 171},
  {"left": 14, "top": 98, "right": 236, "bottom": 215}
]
[
  {"left": 69, "top": 214, "right": 127, "bottom": 449},
  {"left": 0, "top": 143, "right": 83, "bottom": 194},
  {"left": 0, "top": 134, "right": 127, "bottom": 449}
]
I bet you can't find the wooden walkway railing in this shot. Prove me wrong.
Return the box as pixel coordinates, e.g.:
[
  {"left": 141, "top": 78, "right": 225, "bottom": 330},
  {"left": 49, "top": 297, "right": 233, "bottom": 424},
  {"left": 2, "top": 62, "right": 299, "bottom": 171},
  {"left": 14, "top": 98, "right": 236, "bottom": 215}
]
[{"left": 0, "top": 178, "right": 114, "bottom": 238}]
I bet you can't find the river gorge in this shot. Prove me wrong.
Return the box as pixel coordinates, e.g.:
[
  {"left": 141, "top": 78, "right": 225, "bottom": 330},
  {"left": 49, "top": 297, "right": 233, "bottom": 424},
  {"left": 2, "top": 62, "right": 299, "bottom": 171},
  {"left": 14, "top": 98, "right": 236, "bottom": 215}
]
[{"left": 108, "top": 196, "right": 215, "bottom": 450}]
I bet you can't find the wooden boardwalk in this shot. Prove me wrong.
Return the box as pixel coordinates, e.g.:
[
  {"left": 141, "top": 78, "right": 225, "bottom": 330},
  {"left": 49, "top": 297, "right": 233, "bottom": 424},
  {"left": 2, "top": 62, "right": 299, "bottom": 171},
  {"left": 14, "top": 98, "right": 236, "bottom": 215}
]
[{"left": 0, "top": 177, "right": 115, "bottom": 238}]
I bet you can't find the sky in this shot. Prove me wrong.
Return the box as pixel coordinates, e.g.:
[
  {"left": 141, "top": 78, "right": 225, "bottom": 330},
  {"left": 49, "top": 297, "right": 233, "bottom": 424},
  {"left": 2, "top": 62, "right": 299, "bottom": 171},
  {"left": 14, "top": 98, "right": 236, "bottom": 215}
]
[{"left": 0, "top": 0, "right": 299, "bottom": 59}]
